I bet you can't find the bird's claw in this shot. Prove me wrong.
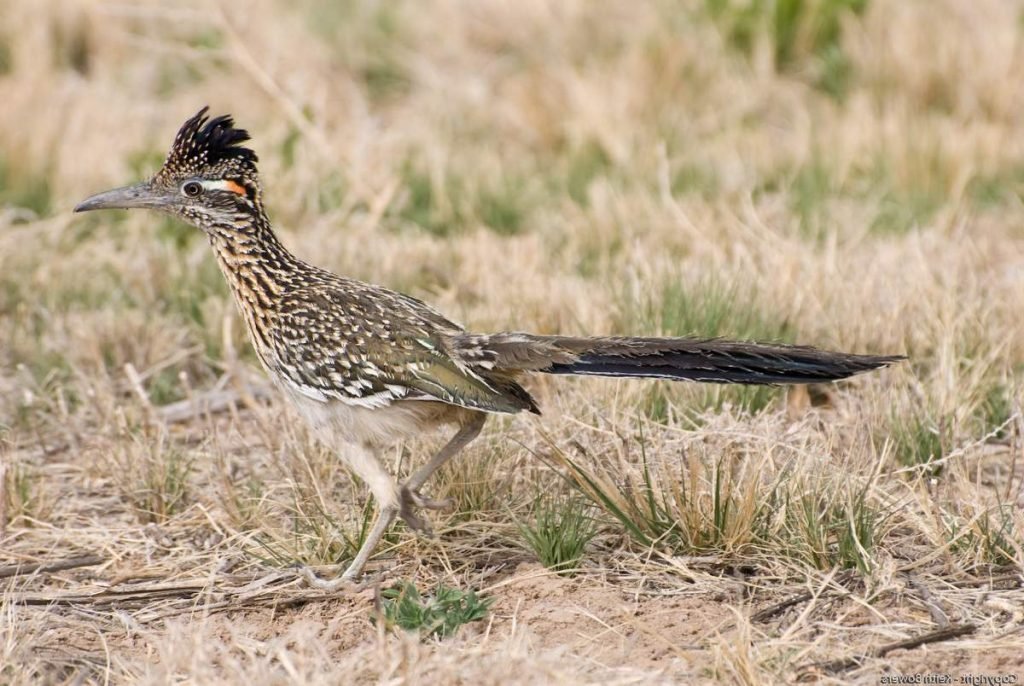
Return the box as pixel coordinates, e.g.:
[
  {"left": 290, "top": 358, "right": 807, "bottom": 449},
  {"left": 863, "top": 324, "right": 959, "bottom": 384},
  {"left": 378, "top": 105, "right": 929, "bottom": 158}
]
[{"left": 398, "top": 484, "right": 454, "bottom": 535}]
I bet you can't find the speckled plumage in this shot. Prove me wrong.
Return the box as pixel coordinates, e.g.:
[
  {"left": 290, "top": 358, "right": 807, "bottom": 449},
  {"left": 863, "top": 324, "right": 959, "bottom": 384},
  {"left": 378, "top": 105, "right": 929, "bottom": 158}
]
[{"left": 75, "top": 108, "right": 903, "bottom": 585}]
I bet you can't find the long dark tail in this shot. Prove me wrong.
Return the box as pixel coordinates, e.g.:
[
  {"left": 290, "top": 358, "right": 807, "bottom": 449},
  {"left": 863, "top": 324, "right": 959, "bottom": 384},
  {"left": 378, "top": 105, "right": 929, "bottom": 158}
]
[{"left": 457, "top": 333, "right": 903, "bottom": 385}]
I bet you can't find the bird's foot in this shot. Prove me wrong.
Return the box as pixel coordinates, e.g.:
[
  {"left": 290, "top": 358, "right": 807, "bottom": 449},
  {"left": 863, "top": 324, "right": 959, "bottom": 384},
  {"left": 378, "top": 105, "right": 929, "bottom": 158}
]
[
  {"left": 398, "top": 484, "right": 454, "bottom": 535},
  {"left": 403, "top": 484, "right": 455, "bottom": 511},
  {"left": 296, "top": 564, "right": 368, "bottom": 593}
]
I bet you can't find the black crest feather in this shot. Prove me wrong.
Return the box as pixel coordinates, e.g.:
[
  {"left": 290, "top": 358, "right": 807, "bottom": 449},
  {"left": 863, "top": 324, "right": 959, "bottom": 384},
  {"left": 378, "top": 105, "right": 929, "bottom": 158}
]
[{"left": 164, "top": 106, "right": 258, "bottom": 173}]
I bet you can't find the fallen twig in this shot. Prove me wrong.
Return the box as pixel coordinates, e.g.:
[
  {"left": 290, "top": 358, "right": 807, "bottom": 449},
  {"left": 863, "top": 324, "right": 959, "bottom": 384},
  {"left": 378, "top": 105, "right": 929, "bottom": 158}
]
[
  {"left": 752, "top": 570, "right": 856, "bottom": 623},
  {"left": 875, "top": 623, "right": 977, "bottom": 657},
  {"left": 950, "top": 572, "right": 1022, "bottom": 589},
  {"left": 12, "top": 580, "right": 210, "bottom": 607},
  {"left": 751, "top": 590, "right": 815, "bottom": 623},
  {"left": 0, "top": 555, "right": 106, "bottom": 580},
  {"left": 799, "top": 623, "right": 977, "bottom": 677},
  {"left": 8, "top": 570, "right": 330, "bottom": 622},
  {"left": 157, "top": 384, "right": 270, "bottom": 423}
]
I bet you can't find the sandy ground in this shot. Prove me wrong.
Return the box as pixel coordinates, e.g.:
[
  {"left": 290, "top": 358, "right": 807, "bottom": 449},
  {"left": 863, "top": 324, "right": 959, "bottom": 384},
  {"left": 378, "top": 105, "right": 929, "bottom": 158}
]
[{"left": 4, "top": 406, "right": 1022, "bottom": 684}]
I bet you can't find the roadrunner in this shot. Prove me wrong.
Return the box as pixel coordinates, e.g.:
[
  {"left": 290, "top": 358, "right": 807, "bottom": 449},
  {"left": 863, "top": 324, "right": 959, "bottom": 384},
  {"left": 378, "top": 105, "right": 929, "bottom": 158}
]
[{"left": 76, "top": 108, "right": 902, "bottom": 585}]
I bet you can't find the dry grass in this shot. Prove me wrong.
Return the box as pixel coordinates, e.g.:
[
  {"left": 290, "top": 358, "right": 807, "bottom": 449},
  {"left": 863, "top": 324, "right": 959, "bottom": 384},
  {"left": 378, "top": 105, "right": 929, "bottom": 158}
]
[{"left": 2, "top": 0, "right": 1023, "bottom": 683}]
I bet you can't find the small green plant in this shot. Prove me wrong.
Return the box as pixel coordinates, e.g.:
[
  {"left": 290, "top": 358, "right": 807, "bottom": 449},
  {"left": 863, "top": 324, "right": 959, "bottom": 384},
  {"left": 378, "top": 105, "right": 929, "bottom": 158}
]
[
  {"left": 217, "top": 469, "right": 266, "bottom": 531},
  {"left": 127, "top": 147, "right": 167, "bottom": 178},
  {"left": 378, "top": 581, "right": 493, "bottom": 639},
  {"left": 837, "top": 491, "right": 879, "bottom": 573},
  {"left": 670, "top": 162, "right": 720, "bottom": 198},
  {"left": 315, "top": 171, "right": 348, "bottom": 213},
  {"left": 160, "top": 256, "right": 238, "bottom": 361},
  {"left": 519, "top": 492, "right": 598, "bottom": 575}
]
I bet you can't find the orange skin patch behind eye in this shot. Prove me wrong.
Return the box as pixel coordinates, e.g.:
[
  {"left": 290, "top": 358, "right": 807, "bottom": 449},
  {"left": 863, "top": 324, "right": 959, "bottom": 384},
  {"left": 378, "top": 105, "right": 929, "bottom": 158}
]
[{"left": 225, "top": 180, "right": 247, "bottom": 196}]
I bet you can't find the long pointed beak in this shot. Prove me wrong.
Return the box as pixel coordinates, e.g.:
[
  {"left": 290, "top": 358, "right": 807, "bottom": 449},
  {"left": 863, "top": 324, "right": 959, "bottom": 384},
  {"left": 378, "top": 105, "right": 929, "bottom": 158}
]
[{"left": 74, "top": 181, "right": 170, "bottom": 213}]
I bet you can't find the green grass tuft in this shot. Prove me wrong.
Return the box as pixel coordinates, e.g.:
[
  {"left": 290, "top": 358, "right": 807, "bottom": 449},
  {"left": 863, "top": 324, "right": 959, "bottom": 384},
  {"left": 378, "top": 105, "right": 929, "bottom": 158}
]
[
  {"left": 974, "top": 380, "right": 1013, "bottom": 440},
  {"left": 436, "top": 447, "right": 510, "bottom": 523},
  {"left": 127, "top": 147, "right": 167, "bottom": 178},
  {"left": 553, "top": 430, "right": 767, "bottom": 555},
  {"left": 704, "top": 0, "right": 867, "bottom": 99},
  {"left": 945, "top": 503, "right": 1018, "bottom": 567},
  {"left": 248, "top": 487, "right": 385, "bottom": 570},
  {"left": 779, "top": 487, "right": 881, "bottom": 573},
  {"left": 146, "top": 367, "right": 186, "bottom": 406},
  {"left": 886, "top": 411, "right": 945, "bottom": 471},
  {"left": 316, "top": 171, "right": 348, "bottom": 213},
  {"left": 519, "top": 492, "right": 598, "bottom": 575},
  {"left": 161, "top": 256, "right": 233, "bottom": 359}
]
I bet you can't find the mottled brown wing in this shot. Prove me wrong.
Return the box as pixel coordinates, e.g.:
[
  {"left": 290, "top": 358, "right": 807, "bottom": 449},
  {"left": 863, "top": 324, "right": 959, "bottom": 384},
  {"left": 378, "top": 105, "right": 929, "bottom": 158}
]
[{"left": 270, "top": 284, "right": 534, "bottom": 413}]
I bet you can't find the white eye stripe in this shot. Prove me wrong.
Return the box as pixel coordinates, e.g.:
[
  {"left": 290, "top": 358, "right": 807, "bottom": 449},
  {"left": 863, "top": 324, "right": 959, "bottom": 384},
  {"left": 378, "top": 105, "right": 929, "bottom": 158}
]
[{"left": 200, "top": 179, "right": 249, "bottom": 197}]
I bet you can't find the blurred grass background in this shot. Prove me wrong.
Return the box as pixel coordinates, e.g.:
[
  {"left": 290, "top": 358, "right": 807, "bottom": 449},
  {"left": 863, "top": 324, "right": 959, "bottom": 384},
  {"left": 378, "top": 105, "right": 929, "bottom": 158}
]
[{"left": 5, "top": 0, "right": 1024, "bottom": 430}]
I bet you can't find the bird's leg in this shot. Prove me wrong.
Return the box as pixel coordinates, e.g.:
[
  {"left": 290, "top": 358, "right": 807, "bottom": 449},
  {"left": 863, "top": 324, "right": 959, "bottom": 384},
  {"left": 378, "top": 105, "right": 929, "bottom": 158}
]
[
  {"left": 405, "top": 413, "right": 487, "bottom": 493},
  {"left": 301, "top": 503, "right": 397, "bottom": 592},
  {"left": 300, "top": 443, "right": 400, "bottom": 590},
  {"left": 398, "top": 413, "right": 486, "bottom": 531},
  {"left": 343, "top": 502, "right": 398, "bottom": 579}
]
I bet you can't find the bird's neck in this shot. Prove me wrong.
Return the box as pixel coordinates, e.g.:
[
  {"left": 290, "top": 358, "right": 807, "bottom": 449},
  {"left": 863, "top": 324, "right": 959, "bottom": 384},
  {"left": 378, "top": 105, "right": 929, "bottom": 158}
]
[{"left": 205, "top": 209, "right": 303, "bottom": 356}]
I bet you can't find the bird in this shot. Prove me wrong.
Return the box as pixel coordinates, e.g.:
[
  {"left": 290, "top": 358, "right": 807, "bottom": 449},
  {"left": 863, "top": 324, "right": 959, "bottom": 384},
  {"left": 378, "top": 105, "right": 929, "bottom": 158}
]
[{"left": 75, "top": 107, "right": 903, "bottom": 587}]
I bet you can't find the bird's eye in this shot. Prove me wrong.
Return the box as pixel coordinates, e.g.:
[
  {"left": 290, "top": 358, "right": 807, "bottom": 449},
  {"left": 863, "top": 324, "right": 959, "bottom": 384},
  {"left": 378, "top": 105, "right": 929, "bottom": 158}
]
[{"left": 182, "top": 181, "right": 203, "bottom": 197}]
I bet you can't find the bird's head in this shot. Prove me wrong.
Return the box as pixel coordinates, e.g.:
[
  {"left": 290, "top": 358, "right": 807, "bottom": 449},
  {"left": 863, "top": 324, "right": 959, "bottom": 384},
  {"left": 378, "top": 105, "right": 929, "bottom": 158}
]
[{"left": 75, "top": 107, "right": 262, "bottom": 231}]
